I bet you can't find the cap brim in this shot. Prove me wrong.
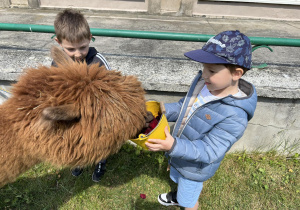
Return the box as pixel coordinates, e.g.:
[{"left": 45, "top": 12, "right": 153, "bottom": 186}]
[{"left": 184, "top": 49, "right": 230, "bottom": 65}]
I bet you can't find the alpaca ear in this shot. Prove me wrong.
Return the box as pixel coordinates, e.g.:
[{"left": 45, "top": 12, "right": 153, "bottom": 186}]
[
  {"left": 42, "top": 104, "right": 80, "bottom": 121},
  {"left": 51, "top": 46, "right": 73, "bottom": 66}
]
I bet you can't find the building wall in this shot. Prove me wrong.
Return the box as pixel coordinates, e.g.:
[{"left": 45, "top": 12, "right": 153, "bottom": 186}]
[
  {"left": 10, "top": 0, "right": 28, "bottom": 7},
  {"left": 39, "top": 0, "right": 147, "bottom": 11},
  {"left": 194, "top": 1, "right": 300, "bottom": 20},
  {"left": 2, "top": 0, "right": 300, "bottom": 20}
]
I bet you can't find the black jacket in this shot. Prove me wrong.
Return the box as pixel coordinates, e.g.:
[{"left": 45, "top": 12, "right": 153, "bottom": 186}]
[{"left": 52, "top": 47, "right": 111, "bottom": 70}]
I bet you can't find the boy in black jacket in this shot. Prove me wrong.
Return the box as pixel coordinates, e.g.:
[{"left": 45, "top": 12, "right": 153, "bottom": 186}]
[{"left": 53, "top": 9, "right": 110, "bottom": 182}]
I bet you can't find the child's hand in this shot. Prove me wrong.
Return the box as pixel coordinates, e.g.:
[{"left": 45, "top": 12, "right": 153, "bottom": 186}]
[{"left": 145, "top": 126, "right": 174, "bottom": 152}]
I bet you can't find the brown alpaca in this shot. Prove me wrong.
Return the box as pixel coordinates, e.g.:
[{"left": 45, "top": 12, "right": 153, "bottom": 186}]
[{"left": 0, "top": 47, "right": 147, "bottom": 187}]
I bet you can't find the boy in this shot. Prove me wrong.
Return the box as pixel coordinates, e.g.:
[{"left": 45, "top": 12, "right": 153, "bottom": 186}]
[
  {"left": 145, "top": 30, "right": 257, "bottom": 209},
  {"left": 53, "top": 9, "right": 111, "bottom": 182}
]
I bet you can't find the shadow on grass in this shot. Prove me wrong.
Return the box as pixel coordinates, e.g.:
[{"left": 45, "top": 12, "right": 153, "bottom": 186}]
[
  {"left": 0, "top": 167, "right": 94, "bottom": 209},
  {"left": 134, "top": 198, "right": 181, "bottom": 210},
  {"left": 0, "top": 145, "right": 175, "bottom": 209}
]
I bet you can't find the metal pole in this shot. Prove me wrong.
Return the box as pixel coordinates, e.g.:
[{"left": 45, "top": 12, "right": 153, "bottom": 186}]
[
  {"left": 0, "top": 23, "right": 54, "bottom": 33},
  {"left": 1, "top": 23, "right": 300, "bottom": 47}
]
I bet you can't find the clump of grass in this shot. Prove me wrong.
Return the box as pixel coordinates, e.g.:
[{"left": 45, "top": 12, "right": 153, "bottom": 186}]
[
  {"left": 0, "top": 144, "right": 299, "bottom": 209},
  {"left": 202, "top": 151, "right": 299, "bottom": 209}
]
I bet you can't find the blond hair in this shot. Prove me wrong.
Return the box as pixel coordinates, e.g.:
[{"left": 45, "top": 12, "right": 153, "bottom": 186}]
[{"left": 54, "top": 9, "right": 91, "bottom": 43}]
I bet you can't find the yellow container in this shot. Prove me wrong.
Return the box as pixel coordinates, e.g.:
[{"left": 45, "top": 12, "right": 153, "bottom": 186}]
[{"left": 130, "top": 101, "right": 170, "bottom": 150}]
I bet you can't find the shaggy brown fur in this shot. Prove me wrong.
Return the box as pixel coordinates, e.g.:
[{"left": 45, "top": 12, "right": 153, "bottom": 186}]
[{"left": 0, "top": 47, "right": 147, "bottom": 187}]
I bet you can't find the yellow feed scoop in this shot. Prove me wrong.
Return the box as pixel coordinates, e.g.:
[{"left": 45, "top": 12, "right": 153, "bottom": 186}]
[{"left": 130, "top": 101, "right": 170, "bottom": 150}]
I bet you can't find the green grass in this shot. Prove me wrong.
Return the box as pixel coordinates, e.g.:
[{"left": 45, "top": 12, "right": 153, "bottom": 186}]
[{"left": 0, "top": 143, "right": 299, "bottom": 209}]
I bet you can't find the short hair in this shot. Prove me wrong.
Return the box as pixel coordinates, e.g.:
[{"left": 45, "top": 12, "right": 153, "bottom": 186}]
[
  {"left": 54, "top": 9, "right": 91, "bottom": 43},
  {"left": 224, "top": 64, "right": 249, "bottom": 75}
]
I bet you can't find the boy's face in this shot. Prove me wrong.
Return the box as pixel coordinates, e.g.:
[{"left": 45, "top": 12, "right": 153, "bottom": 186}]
[
  {"left": 55, "top": 37, "right": 91, "bottom": 62},
  {"left": 202, "top": 63, "right": 242, "bottom": 97}
]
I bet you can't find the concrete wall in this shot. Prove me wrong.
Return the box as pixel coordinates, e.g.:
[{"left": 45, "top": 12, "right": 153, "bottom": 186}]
[
  {"left": 0, "top": 0, "right": 11, "bottom": 8},
  {"left": 194, "top": 1, "right": 300, "bottom": 21},
  {"left": 2, "top": 0, "right": 300, "bottom": 20},
  {"left": 39, "top": 0, "right": 147, "bottom": 11},
  {"left": 10, "top": 0, "right": 28, "bottom": 7},
  {"left": 235, "top": 97, "right": 300, "bottom": 154}
]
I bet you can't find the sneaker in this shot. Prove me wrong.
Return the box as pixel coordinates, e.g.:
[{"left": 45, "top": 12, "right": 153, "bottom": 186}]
[
  {"left": 71, "top": 167, "right": 83, "bottom": 177},
  {"left": 92, "top": 161, "right": 106, "bottom": 182},
  {"left": 158, "top": 191, "right": 179, "bottom": 206}
]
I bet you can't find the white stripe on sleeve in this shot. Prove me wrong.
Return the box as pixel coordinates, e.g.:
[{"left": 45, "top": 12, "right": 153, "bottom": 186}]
[{"left": 96, "top": 53, "right": 111, "bottom": 70}]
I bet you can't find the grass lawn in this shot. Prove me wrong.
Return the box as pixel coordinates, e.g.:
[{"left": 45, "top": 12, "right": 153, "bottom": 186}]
[{"left": 0, "top": 143, "right": 299, "bottom": 209}]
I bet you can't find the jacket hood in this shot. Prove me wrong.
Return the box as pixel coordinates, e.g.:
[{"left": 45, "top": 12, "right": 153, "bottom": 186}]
[{"left": 221, "top": 78, "right": 257, "bottom": 121}]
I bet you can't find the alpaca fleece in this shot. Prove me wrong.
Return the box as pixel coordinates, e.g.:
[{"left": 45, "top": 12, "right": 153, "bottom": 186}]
[{"left": 0, "top": 47, "right": 147, "bottom": 187}]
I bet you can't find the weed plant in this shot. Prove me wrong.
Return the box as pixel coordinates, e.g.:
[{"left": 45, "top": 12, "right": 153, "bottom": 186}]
[{"left": 0, "top": 143, "right": 299, "bottom": 209}]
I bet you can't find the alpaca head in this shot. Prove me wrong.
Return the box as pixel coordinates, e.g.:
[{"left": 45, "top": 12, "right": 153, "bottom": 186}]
[{"left": 8, "top": 46, "right": 147, "bottom": 167}]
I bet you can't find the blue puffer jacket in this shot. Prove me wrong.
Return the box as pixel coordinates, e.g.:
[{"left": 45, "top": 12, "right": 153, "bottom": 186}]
[{"left": 165, "top": 70, "right": 257, "bottom": 182}]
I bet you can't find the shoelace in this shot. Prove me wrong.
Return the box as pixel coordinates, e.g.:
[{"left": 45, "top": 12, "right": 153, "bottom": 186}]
[{"left": 96, "top": 163, "right": 102, "bottom": 173}]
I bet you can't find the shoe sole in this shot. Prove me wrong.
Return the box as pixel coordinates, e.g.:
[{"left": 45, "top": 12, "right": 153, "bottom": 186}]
[
  {"left": 92, "top": 173, "right": 101, "bottom": 182},
  {"left": 71, "top": 171, "right": 83, "bottom": 177},
  {"left": 157, "top": 195, "right": 179, "bottom": 206}
]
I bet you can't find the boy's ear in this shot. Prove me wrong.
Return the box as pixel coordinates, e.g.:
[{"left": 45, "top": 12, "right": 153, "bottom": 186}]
[
  {"left": 232, "top": 68, "right": 244, "bottom": 81},
  {"left": 54, "top": 37, "right": 61, "bottom": 45}
]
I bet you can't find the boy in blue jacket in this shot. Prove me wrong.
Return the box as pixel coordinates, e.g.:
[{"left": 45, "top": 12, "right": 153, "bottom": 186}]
[
  {"left": 53, "top": 9, "right": 111, "bottom": 182},
  {"left": 146, "top": 30, "right": 257, "bottom": 209}
]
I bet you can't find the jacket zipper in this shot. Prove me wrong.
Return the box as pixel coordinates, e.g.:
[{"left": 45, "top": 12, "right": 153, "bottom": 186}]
[
  {"left": 177, "top": 105, "right": 205, "bottom": 137},
  {"left": 172, "top": 72, "right": 202, "bottom": 137}
]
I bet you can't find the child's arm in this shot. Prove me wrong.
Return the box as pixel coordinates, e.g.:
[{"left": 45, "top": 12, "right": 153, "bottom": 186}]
[
  {"left": 168, "top": 114, "right": 248, "bottom": 164},
  {"left": 147, "top": 114, "right": 248, "bottom": 164},
  {"left": 164, "top": 97, "right": 184, "bottom": 122}
]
